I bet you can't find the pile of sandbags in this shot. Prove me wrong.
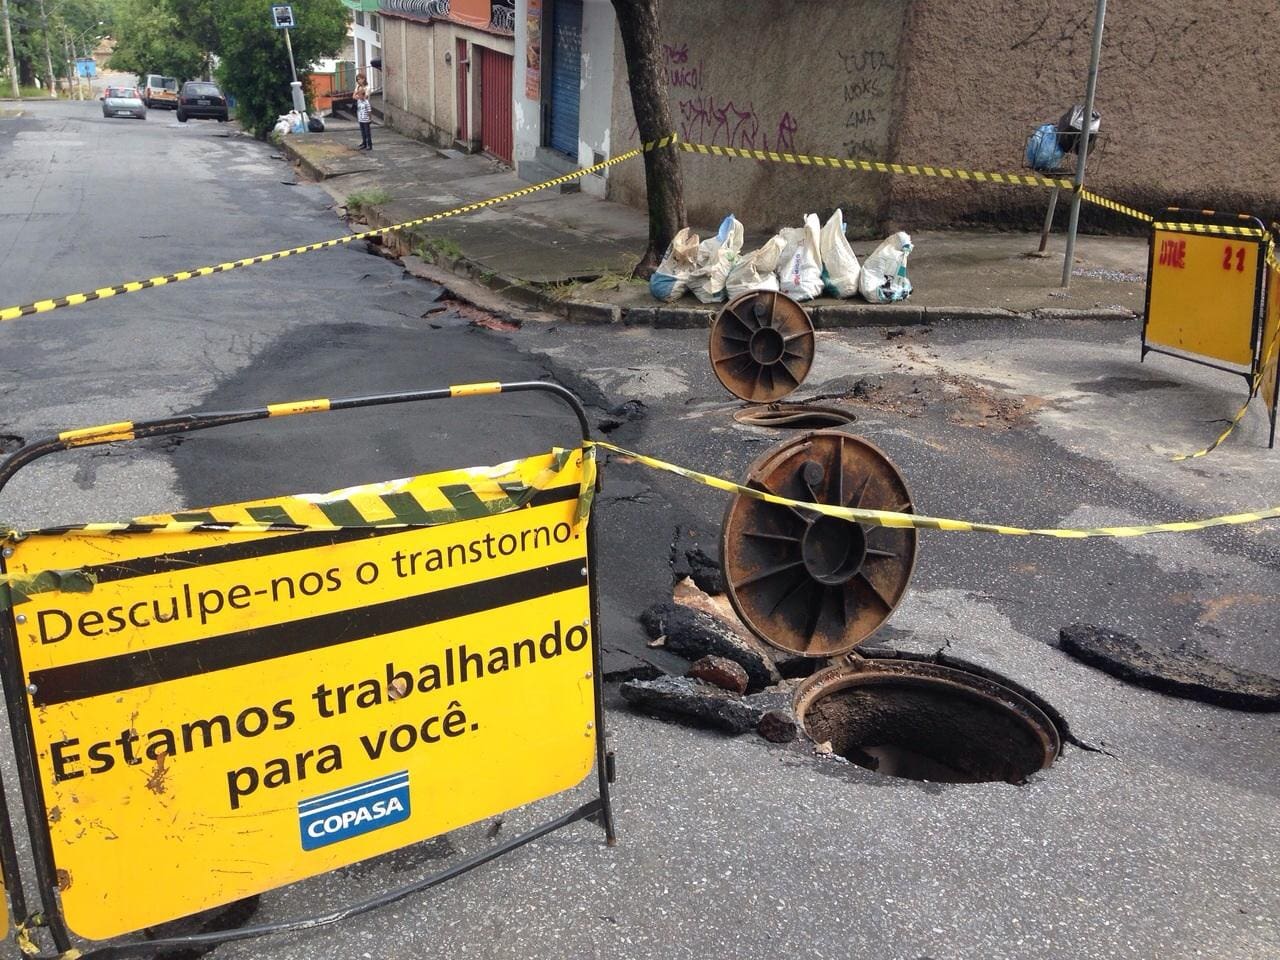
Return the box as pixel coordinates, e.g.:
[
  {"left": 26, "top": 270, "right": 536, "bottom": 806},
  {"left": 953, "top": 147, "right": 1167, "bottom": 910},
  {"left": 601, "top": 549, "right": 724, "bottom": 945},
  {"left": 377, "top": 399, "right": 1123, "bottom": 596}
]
[{"left": 650, "top": 210, "right": 913, "bottom": 305}]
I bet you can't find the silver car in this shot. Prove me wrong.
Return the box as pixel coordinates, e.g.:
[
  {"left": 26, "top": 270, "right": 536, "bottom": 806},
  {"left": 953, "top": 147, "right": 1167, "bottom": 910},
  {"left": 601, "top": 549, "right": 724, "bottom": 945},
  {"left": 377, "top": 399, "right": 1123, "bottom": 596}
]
[{"left": 101, "top": 86, "right": 147, "bottom": 120}]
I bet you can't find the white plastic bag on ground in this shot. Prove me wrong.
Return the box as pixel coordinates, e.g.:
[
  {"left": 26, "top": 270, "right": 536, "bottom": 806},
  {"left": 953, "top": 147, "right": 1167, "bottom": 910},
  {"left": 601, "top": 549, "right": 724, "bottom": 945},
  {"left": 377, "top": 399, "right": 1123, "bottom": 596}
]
[
  {"left": 777, "top": 214, "right": 823, "bottom": 301},
  {"left": 649, "top": 228, "right": 701, "bottom": 302},
  {"left": 690, "top": 215, "right": 745, "bottom": 303},
  {"left": 725, "top": 235, "right": 785, "bottom": 299},
  {"left": 819, "top": 209, "right": 861, "bottom": 298},
  {"left": 859, "top": 231, "right": 913, "bottom": 303}
]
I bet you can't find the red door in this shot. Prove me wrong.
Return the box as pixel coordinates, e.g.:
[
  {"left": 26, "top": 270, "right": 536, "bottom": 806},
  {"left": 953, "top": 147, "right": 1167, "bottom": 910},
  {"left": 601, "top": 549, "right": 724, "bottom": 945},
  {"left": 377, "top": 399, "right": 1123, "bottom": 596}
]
[
  {"left": 478, "top": 47, "right": 513, "bottom": 165},
  {"left": 456, "top": 38, "right": 469, "bottom": 141}
]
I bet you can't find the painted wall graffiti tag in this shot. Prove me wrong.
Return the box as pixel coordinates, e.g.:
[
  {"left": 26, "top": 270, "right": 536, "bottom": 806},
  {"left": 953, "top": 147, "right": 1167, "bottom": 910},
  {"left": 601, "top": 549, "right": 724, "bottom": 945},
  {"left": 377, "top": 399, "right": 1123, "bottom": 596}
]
[
  {"left": 662, "top": 42, "right": 704, "bottom": 90},
  {"left": 678, "top": 96, "right": 797, "bottom": 152},
  {"left": 837, "top": 47, "right": 894, "bottom": 159}
]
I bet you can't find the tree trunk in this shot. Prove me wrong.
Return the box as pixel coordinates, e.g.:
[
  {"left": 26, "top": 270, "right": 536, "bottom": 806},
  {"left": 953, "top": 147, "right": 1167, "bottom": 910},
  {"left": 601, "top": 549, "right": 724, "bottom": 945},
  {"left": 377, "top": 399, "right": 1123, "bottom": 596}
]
[{"left": 610, "top": 0, "right": 685, "bottom": 277}]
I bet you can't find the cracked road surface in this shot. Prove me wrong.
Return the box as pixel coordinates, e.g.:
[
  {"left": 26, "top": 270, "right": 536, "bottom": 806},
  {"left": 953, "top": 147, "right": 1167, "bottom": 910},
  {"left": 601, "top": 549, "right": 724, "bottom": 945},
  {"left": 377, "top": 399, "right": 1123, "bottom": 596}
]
[{"left": 0, "top": 99, "right": 1277, "bottom": 960}]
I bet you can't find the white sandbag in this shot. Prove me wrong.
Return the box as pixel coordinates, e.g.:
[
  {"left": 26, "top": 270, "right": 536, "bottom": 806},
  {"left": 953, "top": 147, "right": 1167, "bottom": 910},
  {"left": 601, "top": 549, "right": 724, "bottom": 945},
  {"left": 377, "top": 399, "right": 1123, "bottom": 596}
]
[
  {"left": 725, "top": 235, "right": 785, "bottom": 299},
  {"left": 690, "top": 215, "right": 745, "bottom": 304},
  {"left": 777, "top": 214, "right": 823, "bottom": 301},
  {"left": 859, "top": 231, "right": 914, "bottom": 303},
  {"left": 649, "top": 227, "right": 701, "bottom": 302},
  {"left": 819, "top": 209, "right": 861, "bottom": 298}
]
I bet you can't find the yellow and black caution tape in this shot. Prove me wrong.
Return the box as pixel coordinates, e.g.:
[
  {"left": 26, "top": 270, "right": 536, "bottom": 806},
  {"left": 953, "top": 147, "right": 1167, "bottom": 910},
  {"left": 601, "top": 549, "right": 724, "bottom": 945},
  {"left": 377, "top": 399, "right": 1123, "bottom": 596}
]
[
  {"left": 588, "top": 440, "right": 1280, "bottom": 539},
  {"left": 677, "top": 140, "right": 1074, "bottom": 189},
  {"left": 0, "top": 140, "right": 683, "bottom": 324},
  {"left": 1080, "top": 189, "right": 1154, "bottom": 223},
  {"left": 1152, "top": 220, "right": 1267, "bottom": 239}
]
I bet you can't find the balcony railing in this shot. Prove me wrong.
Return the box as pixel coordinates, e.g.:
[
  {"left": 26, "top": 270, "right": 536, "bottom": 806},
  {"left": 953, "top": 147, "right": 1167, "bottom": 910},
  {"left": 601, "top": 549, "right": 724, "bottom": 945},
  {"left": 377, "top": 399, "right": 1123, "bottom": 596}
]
[
  {"left": 379, "top": 0, "right": 450, "bottom": 18},
  {"left": 490, "top": 3, "right": 514, "bottom": 33},
  {"left": 379, "top": 0, "right": 513, "bottom": 34}
]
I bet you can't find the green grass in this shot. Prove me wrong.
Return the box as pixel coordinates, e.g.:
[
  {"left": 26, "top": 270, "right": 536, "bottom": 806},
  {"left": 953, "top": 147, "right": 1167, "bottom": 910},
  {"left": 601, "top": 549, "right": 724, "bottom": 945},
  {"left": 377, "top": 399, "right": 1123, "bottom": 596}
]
[
  {"left": 412, "top": 234, "right": 463, "bottom": 263},
  {"left": 546, "top": 268, "right": 645, "bottom": 301},
  {"left": 345, "top": 188, "right": 392, "bottom": 213}
]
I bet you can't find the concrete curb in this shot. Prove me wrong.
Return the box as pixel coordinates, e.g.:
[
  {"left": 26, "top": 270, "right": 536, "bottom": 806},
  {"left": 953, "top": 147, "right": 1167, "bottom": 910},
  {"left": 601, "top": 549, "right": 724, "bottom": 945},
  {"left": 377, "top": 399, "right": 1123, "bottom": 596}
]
[
  {"left": 284, "top": 147, "right": 1142, "bottom": 329},
  {"left": 278, "top": 137, "right": 332, "bottom": 182}
]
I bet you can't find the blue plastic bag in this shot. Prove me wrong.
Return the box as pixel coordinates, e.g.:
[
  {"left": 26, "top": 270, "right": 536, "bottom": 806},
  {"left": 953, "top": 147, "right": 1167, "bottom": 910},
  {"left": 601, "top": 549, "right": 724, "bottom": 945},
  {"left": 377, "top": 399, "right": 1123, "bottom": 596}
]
[{"left": 1025, "top": 123, "right": 1064, "bottom": 172}]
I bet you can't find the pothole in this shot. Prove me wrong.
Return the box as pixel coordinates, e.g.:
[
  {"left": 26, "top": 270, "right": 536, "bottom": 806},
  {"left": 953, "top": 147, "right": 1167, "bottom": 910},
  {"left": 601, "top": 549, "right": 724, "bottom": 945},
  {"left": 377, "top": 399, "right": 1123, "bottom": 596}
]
[
  {"left": 794, "top": 660, "right": 1061, "bottom": 784},
  {"left": 0, "top": 435, "right": 24, "bottom": 454},
  {"left": 732, "top": 404, "right": 856, "bottom": 429}
]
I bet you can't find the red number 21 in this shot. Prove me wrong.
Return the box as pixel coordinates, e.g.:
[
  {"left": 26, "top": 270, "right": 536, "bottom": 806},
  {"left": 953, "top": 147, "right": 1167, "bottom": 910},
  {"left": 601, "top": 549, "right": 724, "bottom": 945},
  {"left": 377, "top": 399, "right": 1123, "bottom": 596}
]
[{"left": 1223, "top": 245, "right": 1246, "bottom": 272}]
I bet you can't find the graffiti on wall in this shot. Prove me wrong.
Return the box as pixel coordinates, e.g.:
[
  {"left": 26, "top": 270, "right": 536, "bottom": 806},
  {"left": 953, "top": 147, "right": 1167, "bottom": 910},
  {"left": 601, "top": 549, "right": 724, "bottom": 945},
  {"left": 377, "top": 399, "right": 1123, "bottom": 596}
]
[
  {"left": 837, "top": 47, "right": 894, "bottom": 159},
  {"left": 655, "top": 42, "right": 799, "bottom": 152}
]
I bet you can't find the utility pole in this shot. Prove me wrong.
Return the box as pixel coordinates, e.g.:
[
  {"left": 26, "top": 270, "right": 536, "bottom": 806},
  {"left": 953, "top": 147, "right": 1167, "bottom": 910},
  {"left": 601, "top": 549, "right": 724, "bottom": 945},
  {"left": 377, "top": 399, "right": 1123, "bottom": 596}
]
[
  {"left": 38, "top": 0, "right": 58, "bottom": 97},
  {"left": 1061, "top": 0, "right": 1107, "bottom": 288},
  {"left": 62, "top": 26, "right": 74, "bottom": 99},
  {"left": 1, "top": 0, "right": 20, "bottom": 100}
]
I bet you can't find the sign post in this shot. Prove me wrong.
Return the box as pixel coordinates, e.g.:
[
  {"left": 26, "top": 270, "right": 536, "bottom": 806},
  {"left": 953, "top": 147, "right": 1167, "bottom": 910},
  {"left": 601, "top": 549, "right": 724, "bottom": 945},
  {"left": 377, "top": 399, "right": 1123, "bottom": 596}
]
[{"left": 272, "top": 5, "right": 308, "bottom": 119}]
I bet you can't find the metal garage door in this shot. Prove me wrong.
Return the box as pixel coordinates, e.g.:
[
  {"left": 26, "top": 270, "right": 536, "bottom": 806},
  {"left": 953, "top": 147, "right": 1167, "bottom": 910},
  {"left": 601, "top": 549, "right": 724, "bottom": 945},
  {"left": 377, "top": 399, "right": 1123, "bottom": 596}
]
[
  {"left": 479, "top": 47, "right": 513, "bottom": 165},
  {"left": 548, "top": 0, "right": 582, "bottom": 158}
]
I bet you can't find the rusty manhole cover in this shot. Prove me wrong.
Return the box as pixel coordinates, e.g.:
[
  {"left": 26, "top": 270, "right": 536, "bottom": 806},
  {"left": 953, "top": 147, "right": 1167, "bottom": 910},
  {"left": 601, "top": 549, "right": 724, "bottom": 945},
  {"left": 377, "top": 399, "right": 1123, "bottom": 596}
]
[
  {"left": 721, "top": 430, "right": 916, "bottom": 658},
  {"left": 709, "top": 290, "right": 815, "bottom": 402}
]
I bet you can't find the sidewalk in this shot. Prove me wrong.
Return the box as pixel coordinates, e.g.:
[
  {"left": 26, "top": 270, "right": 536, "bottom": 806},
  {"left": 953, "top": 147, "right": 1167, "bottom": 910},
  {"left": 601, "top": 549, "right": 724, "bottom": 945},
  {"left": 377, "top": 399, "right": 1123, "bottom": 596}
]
[{"left": 281, "top": 118, "right": 1148, "bottom": 326}]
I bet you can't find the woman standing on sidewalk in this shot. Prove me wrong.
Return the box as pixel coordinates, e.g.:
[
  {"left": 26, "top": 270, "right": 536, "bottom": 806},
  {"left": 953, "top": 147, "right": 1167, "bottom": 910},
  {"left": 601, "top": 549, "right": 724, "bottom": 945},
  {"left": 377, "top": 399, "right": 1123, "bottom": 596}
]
[{"left": 355, "top": 77, "right": 373, "bottom": 150}]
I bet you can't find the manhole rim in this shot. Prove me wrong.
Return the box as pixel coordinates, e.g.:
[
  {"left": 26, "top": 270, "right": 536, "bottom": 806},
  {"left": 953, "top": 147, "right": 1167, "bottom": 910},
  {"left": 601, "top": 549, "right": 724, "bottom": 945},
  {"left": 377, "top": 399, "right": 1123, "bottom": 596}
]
[{"left": 793, "top": 658, "right": 1063, "bottom": 771}]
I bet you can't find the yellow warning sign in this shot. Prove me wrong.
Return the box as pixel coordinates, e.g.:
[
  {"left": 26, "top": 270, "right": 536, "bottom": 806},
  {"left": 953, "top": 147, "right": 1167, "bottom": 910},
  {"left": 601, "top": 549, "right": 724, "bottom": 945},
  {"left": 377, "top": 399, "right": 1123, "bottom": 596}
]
[
  {"left": 4, "top": 449, "right": 595, "bottom": 940},
  {"left": 1145, "top": 226, "right": 1262, "bottom": 369}
]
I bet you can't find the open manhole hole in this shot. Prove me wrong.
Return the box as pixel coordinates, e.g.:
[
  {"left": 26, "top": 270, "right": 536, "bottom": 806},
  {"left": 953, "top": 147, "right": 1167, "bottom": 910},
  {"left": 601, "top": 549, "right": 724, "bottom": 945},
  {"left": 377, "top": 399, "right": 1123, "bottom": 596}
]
[
  {"left": 721, "top": 430, "right": 1062, "bottom": 784},
  {"left": 732, "top": 404, "right": 856, "bottom": 429},
  {"left": 794, "top": 660, "right": 1061, "bottom": 783}
]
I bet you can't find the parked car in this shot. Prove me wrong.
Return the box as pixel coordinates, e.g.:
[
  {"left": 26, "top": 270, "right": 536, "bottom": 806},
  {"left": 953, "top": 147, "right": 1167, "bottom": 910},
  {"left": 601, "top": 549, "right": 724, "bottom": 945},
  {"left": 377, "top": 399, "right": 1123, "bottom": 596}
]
[
  {"left": 100, "top": 86, "right": 146, "bottom": 120},
  {"left": 140, "top": 74, "right": 179, "bottom": 110},
  {"left": 176, "top": 81, "right": 229, "bottom": 123}
]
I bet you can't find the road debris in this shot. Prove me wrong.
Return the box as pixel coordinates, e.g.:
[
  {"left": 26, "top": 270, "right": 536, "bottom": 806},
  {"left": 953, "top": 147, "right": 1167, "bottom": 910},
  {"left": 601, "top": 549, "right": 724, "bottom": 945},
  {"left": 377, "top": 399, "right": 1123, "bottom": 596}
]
[{"left": 1059, "top": 624, "right": 1280, "bottom": 711}]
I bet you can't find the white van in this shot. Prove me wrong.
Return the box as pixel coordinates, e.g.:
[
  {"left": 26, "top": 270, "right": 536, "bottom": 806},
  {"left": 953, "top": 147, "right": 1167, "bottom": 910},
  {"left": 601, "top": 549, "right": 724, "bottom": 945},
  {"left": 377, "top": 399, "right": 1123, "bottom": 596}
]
[{"left": 141, "top": 74, "right": 179, "bottom": 110}]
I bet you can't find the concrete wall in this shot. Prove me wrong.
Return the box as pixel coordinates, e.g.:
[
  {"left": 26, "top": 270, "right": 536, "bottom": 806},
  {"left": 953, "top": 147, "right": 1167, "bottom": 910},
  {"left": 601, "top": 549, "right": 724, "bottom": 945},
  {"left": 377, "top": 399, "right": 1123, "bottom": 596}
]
[
  {"left": 887, "top": 0, "right": 1280, "bottom": 229},
  {"left": 608, "top": 0, "right": 909, "bottom": 234},
  {"left": 512, "top": 0, "right": 543, "bottom": 171},
  {"left": 514, "top": 0, "right": 616, "bottom": 199},
  {"left": 382, "top": 14, "right": 515, "bottom": 152},
  {"left": 576, "top": 0, "right": 616, "bottom": 198}
]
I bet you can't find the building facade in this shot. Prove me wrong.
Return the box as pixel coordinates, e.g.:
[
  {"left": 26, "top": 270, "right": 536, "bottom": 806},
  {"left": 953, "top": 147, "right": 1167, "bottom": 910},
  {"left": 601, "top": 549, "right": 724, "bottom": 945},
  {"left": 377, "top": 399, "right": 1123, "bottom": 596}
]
[
  {"left": 379, "top": 0, "right": 517, "bottom": 163},
  {"left": 380, "top": 0, "right": 1280, "bottom": 231}
]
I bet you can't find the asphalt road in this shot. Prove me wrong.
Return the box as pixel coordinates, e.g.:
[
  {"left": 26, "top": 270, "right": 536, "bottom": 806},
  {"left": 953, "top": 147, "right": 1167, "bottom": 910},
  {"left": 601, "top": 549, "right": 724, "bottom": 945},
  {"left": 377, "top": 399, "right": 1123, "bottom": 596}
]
[{"left": 0, "top": 99, "right": 1277, "bottom": 960}]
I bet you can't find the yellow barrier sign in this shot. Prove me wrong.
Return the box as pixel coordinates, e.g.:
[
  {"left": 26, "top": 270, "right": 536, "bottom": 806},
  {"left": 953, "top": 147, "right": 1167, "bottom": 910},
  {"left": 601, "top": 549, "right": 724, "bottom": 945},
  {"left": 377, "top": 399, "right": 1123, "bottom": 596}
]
[
  {"left": 1143, "top": 222, "right": 1265, "bottom": 370},
  {"left": 4, "top": 449, "right": 595, "bottom": 939},
  {"left": 1264, "top": 259, "right": 1280, "bottom": 445}
]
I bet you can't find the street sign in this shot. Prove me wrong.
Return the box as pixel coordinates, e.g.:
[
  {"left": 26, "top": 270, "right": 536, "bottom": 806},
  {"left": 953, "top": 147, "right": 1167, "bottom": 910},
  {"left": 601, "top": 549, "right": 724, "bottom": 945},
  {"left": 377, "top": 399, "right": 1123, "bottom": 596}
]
[
  {"left": 4, "top": 445, "right": 597, "bottom": 939},
  {"left": 1143, "top": 215, "right": 1267, "bottom": 373},
  {"left": 271, "top": 4, "right": 295, "bottom": 28},
  {"left": 74, "top": 58, "right": 95, "bottom": 78}
]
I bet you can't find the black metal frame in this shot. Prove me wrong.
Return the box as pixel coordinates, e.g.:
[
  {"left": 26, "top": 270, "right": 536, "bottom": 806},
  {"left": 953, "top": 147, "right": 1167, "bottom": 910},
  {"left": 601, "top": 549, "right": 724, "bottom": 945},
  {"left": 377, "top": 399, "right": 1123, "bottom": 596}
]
[
  {"left": 1266, "top": 224, "right": 1280, "bottom": 450},
  {"left": 1141, "top": 207, "right": 1268, "bottom": 384},
  {"left": 0, "top": 381, "right": 616, "bottom": 959}
]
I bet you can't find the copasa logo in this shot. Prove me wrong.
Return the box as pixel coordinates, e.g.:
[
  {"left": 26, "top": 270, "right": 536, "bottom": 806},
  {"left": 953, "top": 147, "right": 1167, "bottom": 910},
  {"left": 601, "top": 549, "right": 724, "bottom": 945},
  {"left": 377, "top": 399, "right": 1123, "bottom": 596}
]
[{"left": 298, "top": 771, "right": 411, "bottom": 850}]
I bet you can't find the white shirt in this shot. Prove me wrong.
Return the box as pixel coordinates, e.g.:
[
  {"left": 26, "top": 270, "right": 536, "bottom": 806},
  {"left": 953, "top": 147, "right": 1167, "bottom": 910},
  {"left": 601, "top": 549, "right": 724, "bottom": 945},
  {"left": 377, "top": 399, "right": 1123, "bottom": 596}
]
[{"left": 356, "top": 95, "right": 371, "bottom": 123}]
